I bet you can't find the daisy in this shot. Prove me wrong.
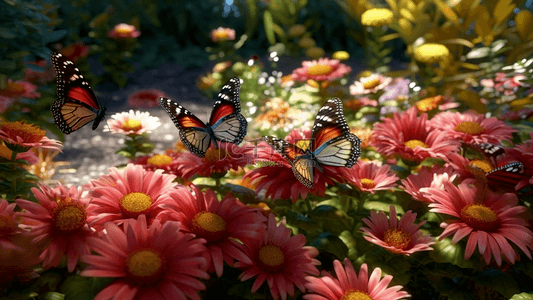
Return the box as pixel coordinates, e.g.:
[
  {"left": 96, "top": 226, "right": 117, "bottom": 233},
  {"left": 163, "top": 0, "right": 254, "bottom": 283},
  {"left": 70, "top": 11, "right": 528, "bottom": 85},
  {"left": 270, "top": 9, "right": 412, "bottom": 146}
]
[
  {"left": 244, "top": 130, "right": 348, "bottom": 202},
  {"left": 0, "top": 120, "right": 62, "bottom": 154},
  {"left": 85, "top": 164, "right": 178, "bottom": 230},
  {"left": 108, "top": 23, "right": 140, "bottom": 39},
  {"left": 105, "top": 110, "right": 161, "bottom": 135},
  {"left": 349, "top": 73, "right": 392, "bottom": 95},
  {"left": 81, "top": 215, "right": 209, "bottom": 300},
  {"left": 177, "top": 142, "right": 256, "bottom": 179},
  {"left": 361, "top": 205, "right": 435, "bottom": 255},
  {"left": 400, "top": 165, "right": 456, "bottom": 203},
  {"left": 346, "top": 161, "right": 398, "bottom": 194},
  {"left": 291, "top": 58, "right": 352, "bottom": 82},
  {"left": 234, "top": 214, "right": 320, "bottom": 300},
  {"left": 371, "top": 107, "right": 460, "bottom": 163},
  {"left": 304, "top": 258, "right": 410, "bottom": 300},
  {"left": 0, "top": 79, "right": 40, "bottom": 99},
  {"left": 127, "top": 89, "right": 168, "bottom": 108},
  {"left": 429, "top": 111, "right": 516, "bottom": 144},
  {"left": 0, "top": 199, "right": 22, "bottom": 251},
  {"left": 350, "top": 127, "right": 373, "bottom": 149},
  {"left": 130, "top": 151, "right": 182, "bottom": 177},
  {"left": 15, "top": 184, "right": 93, "bottom": 272},
  {"left": 378, "top": 78, "right": 410, "bottom": 103},
  {"left": 426, "top": 181, "right": 533, "bottom": 266},
  {"left": 210, "top": 27, "right": 236, "bottom": 42},
  {"left": 161, "top": 185, "right": 267, "bottom": 277}
]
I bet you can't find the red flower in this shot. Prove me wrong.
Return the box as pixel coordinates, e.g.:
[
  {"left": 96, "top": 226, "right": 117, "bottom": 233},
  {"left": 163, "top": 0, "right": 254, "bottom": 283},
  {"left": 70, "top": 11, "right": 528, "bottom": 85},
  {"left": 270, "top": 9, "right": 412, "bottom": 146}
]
[
  {"left": 127, "top": 89, "right": 168, "bottom": 108},
  {"left": 24, "top": 60, "right": 55, "bottom": 84},
  {"left": 108, "top": 23, "right": 140, "bottom": 39},
  {"left": 61, "top": 42, "right": 90, "bottom": 62},
  {"left": 0, "top": 79, "right": 40, "bottom": 99},
  {"left": 345, "top": 161, "right": 398, "bottom": 194}
]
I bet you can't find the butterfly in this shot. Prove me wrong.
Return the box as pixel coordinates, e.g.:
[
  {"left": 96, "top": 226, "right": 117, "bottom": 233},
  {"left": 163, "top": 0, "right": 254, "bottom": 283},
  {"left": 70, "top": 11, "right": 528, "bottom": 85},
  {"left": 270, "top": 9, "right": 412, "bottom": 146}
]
[
  {"left": 263, "top": 98, "right": 361, "bottom": 188},
  {"left": 50, "top": 52, "right": 106, "bottom": 134},
  {"left": 468, "top": 143, "right": 526, "bottom": 191},
  {"left": 158, "top": 77, "right": 247, "bottom": 157}
]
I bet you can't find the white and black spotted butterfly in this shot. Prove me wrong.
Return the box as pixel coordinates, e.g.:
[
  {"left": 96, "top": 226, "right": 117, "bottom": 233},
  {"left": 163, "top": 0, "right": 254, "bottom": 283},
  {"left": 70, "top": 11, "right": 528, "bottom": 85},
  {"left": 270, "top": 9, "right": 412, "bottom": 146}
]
[
  {"left": 50, "top": 52, "right": 106, "bottom": 135},
  {"left": 158, "top": 77, "right": 247, "bottom": 157},
  {"left": 263, "top": 98, "right": 361, "bottom": 188}
]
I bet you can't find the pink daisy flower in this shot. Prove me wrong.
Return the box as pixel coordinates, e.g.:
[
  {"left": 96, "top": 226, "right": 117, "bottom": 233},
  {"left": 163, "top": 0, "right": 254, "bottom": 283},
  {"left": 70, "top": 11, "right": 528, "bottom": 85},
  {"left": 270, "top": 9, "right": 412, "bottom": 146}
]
[
  {"left": 371, "top": 107, "right": 460, "bottom": 163},
  {"left": 85, "top": 164, "right": 178, "bottom": 230},
  {"left": 361, "top": 205, "right": 435, "bottom": 255},
  {"left": 210, "top": 27, "right": 236, "bottom": 42},
  {"left": 81, "top": 215, "right": 209, "bottom": 300},
  {"left": 349, "top": 73, "right": 392, "bottom": 95},
  {"left": 105, "top": 110, "right": 160, "bottom": 135},
  {"left": 161, "top": 185, "right": 267, "bottom": 277},
  {"left": 291, "top": 58, "right": 352, "bottom": 82},
  {"left": 0, "top": 120, "right": 62, "bottom": 154},
  {"left": 244, "top": 130, "right": 348, "bottom": 202},
  {"left": 429, "top": 111, "right": 516, "bottom": 144},
  {"left": 0, "top": 199, "right": 22, "bottom": 252},
  {"left": 234, "top": 214, "right": 320, "bottom": 300},
  {"left": 400, "top": 165, "right": 457, "bottom": 203},
  {"left": 345, "top": 161, "right": 398, "bottom": 194},
  {"left": 127, "top": 89, "right": 168, "bottom": 108},
  {"left": 177, "top": 142, "right": 256, "bottom": 179},
  {"left": 0, "top": 79, "right": 40, "bottom": 99},
  {"left": 131, "top": 151, "right": 183, "bottom": 177},
  {"left": 426, "top": 181, "right": 533, "bottom": 266},
  {"left": 304, "top": 258, "right": 410, "bottom": 300},
  {"left": 108, "top": 23, "right": 140, "bottom": 39},
  {"left": 15, "top": 184, "right": 93, "bottom": 272}
]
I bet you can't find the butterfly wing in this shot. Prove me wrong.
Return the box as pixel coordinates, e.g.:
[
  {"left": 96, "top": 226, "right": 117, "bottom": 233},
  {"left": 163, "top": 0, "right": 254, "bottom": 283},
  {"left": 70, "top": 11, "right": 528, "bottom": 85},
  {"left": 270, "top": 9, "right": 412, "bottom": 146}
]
[
  {"left": 263, "top": 136, "right": 314, "bottom": 188},
  {"left": 158, "top": 97, "right": 211, "bottom": 157},
  {"left": 311, "top": 98, "right": 361, "bottom": 167},
  {"left": 210, "top": 77, "right": 247, "bottom": 145},
  {"left": 486, "top": 162, "right": 526, "bottom": 191},
  {"left": 50, "top": 52, "right": 105, "bottom": 134}
]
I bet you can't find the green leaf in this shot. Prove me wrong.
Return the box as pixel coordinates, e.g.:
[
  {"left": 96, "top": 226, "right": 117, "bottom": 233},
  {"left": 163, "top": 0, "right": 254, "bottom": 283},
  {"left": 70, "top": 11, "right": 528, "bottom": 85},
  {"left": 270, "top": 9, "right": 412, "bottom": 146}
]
[
  {"left": 471, "top": 269, "right": 520, "bottom": 299},
  {"left": 43, "top": 30, "right": 68, "bottom": 44},
  {"left": 309, "top": 232, "right": 349, "bottom": 260},
  {"left": 263, "top": 11, "right": 276, "bottom": 45},
  {"left": 0, "top": 28, "right": 16, "bottom": 39},
  {"left": 61, "top": 275, "right": 115, "bottom": 300},
  {"left": 0, "top": 60, "right": 16, "bottom": 71},
  {"left": 41, "top": 292, "right": 65, "bottom": 300},
  {"left": 312, "top": 205, "right": 352, "bottom": 235},
  {"left": 509, "top": 293, "right": 533, "bottom": 300},
  {"left": 429, "top": 238, "right": 475, "bottom": 269},
  {"left": 115, "top": 150, "right": 133, "bottom": 159}
]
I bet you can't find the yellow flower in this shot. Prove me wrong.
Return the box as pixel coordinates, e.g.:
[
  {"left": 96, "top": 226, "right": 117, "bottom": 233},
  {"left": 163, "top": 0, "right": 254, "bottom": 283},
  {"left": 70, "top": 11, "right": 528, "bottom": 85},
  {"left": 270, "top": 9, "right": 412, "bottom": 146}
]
[
  {"left": 398, "top": 18, "right": 412, "bottom": 36},
  {"left": 288, "top": 24, "right": 306, "bottom": 37},
  {"left": 298, "top": 37, "right": 316, "bottom": 48},
  {"left": 414, "top": 43, "right": 450, "bottom": 63},
  {"left": 361, "top": 8, "right": 394, "bottom": 27},
  {"left": 332, "top": 51, "right": 350, "bottom": 61},
  {"left": 515, "top": 10, "right": 533, "bottom": 40},
  {"left": 305, "top": 47, "right": 325, "bottom": 59}
]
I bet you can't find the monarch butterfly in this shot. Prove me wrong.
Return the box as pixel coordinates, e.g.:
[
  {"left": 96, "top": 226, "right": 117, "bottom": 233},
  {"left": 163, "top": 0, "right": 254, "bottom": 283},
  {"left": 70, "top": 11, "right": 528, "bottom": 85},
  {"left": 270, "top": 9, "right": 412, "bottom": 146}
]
[
  {"left": 158, "top": 77, "right": 247, "bottom": 157},
  {"left": 50, "top": 52, "right": 106, "bottom": 134},
  {"left": 263, "top": 98, "right": 361, "bottom": 188}
]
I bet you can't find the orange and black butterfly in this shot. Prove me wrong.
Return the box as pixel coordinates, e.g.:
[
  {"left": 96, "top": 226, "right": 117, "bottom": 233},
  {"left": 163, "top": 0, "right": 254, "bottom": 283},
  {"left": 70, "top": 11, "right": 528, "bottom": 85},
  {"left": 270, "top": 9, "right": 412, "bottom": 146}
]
[
  {"left": 263, "top": 98, "right": 361, "bottom": 188},
  {"left": 50, "top": 52, "right": 107, "bottom": 134},
  {"left": 158, "top": 77, "right": 247, "bottom": 157}
]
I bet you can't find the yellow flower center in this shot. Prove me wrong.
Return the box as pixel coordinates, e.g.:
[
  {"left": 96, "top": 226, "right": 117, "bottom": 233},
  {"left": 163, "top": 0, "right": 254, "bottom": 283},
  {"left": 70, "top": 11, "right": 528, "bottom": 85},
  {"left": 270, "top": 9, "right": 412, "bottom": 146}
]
[
  {"left": 360, "top": 178, "right": 376, "bottom": 189},
  {"left": 295, "top": 140, "right": 311, "bottom": 151},
  {"left": 51, "top": 200, "right": 87, "bottom": 233},
  {"left": 383, "top": 228, "right": 412, "bottom": 250},
  {"left": 0, "top": 215, "right": 16, "bottom": 235},
  {"left": 2, "top": 81, "right": 25, "bottom": 96},
  {"left": 306, "top": 64, "right": 333, "bottom": 76},
  {"left": 361, "top": 8, "right": 394, "bottom": 27},
  {"left": 147, "top": 154, "right": 173, "bottom": 167},
  {"left": 120, "top": 192, "right": 152, "bottom": 217},
  {"left": 1, "top": 121, "right": 46, "bottom": 143},
  {"left": 332, "top": 51, "right": 350, "bottom": 61},
  {"left": 126, "top": 249, "right": 164, "bottom": 281},
  {"left": 362, "top": 78, "right": 381, "bottom": 90},
  {"left": 460, "top": 204, "right": 499, "bottom": 232},
  {"left": 115, "top": 24, "right": 134, "bottom": 35},
  {"left": 414, "top": 43, "right": 450, "bottom": 63},
  {"left": 258, "top": 244, "right": 285, "bottom": 270},
  {"left": 340, "top": 289, "right": 373, "bottom": 300},
  {"left": 415, "top": 96, "right": 442, "bottom": 112},
  {"left": 214, "top": 30, "right": 230, "bottom": 40},
  {"left": 122, "top": 119, "right": 142, "bottom": 132},
  {"left": 203, "top": 148, "right": 227, "bottom": 163},
  {"left": 454, "top": 121, "right": 484, "bottom": 135},
  {"left": 469, "top": 159, "right": 493, "bottom": 173},
  {"left": 404, "top": 139, "right": 428, "bottom": 149},
  {"left": 191, "top": 211, "right": 227, "bottom": 241}
]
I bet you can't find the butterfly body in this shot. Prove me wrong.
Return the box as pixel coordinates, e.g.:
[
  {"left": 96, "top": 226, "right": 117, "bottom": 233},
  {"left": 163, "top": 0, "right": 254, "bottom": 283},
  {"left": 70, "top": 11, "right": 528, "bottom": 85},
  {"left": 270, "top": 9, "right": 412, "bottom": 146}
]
[
  {"left": 50, "top": 52, "right": 106, "bottom": 134},
  {"left": 264, "top": 98, "right": 361, "bottom": 188},
  {"left": 159, "top": 77, "right": 247, "bottom": 157}
]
